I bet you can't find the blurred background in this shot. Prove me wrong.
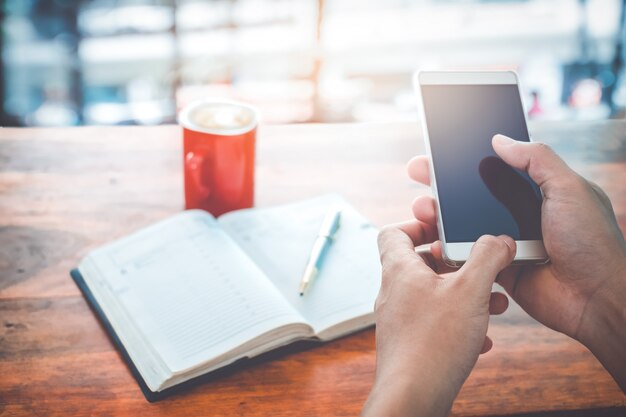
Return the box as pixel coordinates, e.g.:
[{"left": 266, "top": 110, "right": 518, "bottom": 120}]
[{"left": 1, "top": 0, "right": 625, "bottom": 127}]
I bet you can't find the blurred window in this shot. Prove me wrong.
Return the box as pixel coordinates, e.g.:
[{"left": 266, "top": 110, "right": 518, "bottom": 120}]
[{"left": 1, "top": 0, "right": 624, "bottom": 126}]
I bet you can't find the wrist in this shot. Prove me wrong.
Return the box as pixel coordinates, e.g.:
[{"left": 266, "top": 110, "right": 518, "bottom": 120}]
[
  {"left": 577, "top": 262, "right": 626, "bottom": 392},
  {"left": 363, "top": 363, "right": 458, "bottom": 417}
]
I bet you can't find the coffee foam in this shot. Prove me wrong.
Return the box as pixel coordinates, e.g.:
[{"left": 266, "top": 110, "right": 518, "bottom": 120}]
[{"left": 187, "top": 103, "right": 255, "bottom": 133}]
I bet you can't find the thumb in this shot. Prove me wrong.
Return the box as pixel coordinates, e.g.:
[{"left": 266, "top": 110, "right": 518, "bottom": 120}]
[
  {"left": 492, "top": 134, "right": 575, "bottom": 193},
  {"left": 456, "top": 235, "right": 516, "bottom": 294}
]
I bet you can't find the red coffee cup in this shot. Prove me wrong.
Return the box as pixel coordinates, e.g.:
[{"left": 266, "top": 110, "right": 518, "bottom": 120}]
[{"left": 179, "top": 99, "right": 258, "bottom": 216}]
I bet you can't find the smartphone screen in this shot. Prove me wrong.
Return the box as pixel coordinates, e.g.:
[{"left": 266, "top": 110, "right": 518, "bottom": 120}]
[{"left": 421, "top": 84, "right": 542, "bottom": 242}]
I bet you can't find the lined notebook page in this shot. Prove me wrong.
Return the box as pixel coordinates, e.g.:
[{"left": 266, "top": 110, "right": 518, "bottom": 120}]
[
  {"left": 83, "top": 210, "right": 305, "bottom": 374},
  {"left": 218, "top": 195, "right": 381, "bottom": 334}
]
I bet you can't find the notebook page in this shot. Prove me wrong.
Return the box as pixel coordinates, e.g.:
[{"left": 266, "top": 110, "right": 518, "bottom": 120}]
[
  {"left": 83, "top": 210, "right": 307, "bottom": 375},
  {"left": 218, "top": 195, "right": 381, "bottom": 334}
]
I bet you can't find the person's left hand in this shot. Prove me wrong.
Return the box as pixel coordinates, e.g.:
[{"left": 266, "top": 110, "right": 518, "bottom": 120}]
[{"left": 362, "top": 221, "right": 516, "bottom": 417}]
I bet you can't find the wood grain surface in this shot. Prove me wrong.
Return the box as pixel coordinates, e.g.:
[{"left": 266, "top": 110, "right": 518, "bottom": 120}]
[{"left": 0, "top": 121, "right": 625, "bottom": 417}]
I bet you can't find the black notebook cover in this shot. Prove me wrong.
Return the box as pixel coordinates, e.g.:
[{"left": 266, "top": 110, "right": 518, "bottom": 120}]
[
  {"left": 70, "top": 268, "right": 323, "bottom": 402},
  {"left": 71, "top": 268, "right": 171, "bottom": 402}
]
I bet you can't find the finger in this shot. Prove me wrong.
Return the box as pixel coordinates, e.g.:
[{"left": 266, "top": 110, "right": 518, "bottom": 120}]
[
  {"left": 497, "top": 264, "right": 553, "bottom": 307},
  {"left": 415, "top": 243, "right": 456, "bottom": 274},
  {"left": 492, "top": 135, "right": 575, "bottom": 194},
  {"left": 407, "top": 155, "right": 431, "bottom": 185},
  {"left": 480, "top": 336, "right": 493, "bottom": 354},
  {"left": 396, "top": 220, "right": 439, "bottom": 248},
  {"left": 411, "top": 195, "right": 437, "bottom": 226},
  {"left": 456, "top": 235, "right": 517, "bottom": 293},
  {"left": 495, "top": 265, "right": 522, "bottom": 296},
  {"left": 488, "top": 292, "right": 509, "bottom": 315},
  {"left": 431, "top": 240, "right": 443, "bottom": 260},
  {"left": 377, "top": 222, "right": 437, "bottom": 269},
  {"left": 425, "top": 241, "right": 458, "bottom": 274}
]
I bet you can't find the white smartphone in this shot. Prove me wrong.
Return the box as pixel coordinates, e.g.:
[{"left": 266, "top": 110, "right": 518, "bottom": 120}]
[{"left": 414, "top": 71, "right": 548, "bottom": 267}]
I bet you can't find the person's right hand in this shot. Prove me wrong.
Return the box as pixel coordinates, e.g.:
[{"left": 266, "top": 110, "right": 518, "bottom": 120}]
[{"left": 408, "top": 134, "right": 626, "bottom": 391}]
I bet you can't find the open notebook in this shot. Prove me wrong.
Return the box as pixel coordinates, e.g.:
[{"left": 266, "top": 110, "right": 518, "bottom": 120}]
[{"left": 71, "top": 194, "right": 381, "bottom": 401}]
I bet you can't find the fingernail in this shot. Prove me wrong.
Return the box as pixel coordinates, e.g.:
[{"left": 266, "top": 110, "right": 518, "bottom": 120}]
[
  {"left": 493, "top": 134, "right": 516, "bottom": 146},
  {"left": 497, "top": 235, "right": 515, "bottom": 252}
]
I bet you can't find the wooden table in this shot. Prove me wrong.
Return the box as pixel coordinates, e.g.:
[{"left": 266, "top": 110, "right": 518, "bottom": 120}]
[{"left": 0, "top": 121, "right": 624, "bottom": 417}]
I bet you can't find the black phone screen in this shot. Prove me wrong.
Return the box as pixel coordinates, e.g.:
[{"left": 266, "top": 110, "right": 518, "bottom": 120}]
[{"left": 421, "top": 84, "right": 542, "bottom": 243}]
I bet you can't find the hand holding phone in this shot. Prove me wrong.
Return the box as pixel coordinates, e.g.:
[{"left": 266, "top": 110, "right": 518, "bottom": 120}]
[
  {"left": 408, "top": 137, "right": 626, "bottom": 392},
  {"left": 366, "top": 134, "right": 626, "bottom": 416},
  {"left": 366, "top": 222, "right": 516, "bottom": 417}
]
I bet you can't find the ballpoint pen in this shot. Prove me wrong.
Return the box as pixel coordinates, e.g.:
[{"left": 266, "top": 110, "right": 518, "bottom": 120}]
[{"left": 299, "top": 208, "right": 342, "bottom": 296}]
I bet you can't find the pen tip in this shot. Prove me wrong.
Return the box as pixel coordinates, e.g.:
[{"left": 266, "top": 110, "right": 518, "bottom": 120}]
[{"left": 299, "top": 292, "right": 304, "bottom": 296}]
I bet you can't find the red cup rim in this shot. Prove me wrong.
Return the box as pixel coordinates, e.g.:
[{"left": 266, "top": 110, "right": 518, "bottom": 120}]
[{"left": 178, "top": 99, "right": 259, "bottom": 136}]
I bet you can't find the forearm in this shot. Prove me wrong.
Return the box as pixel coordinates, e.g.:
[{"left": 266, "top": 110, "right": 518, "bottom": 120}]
[{"left": 578, "top": 268, "right": 626, "bottom": 392}]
